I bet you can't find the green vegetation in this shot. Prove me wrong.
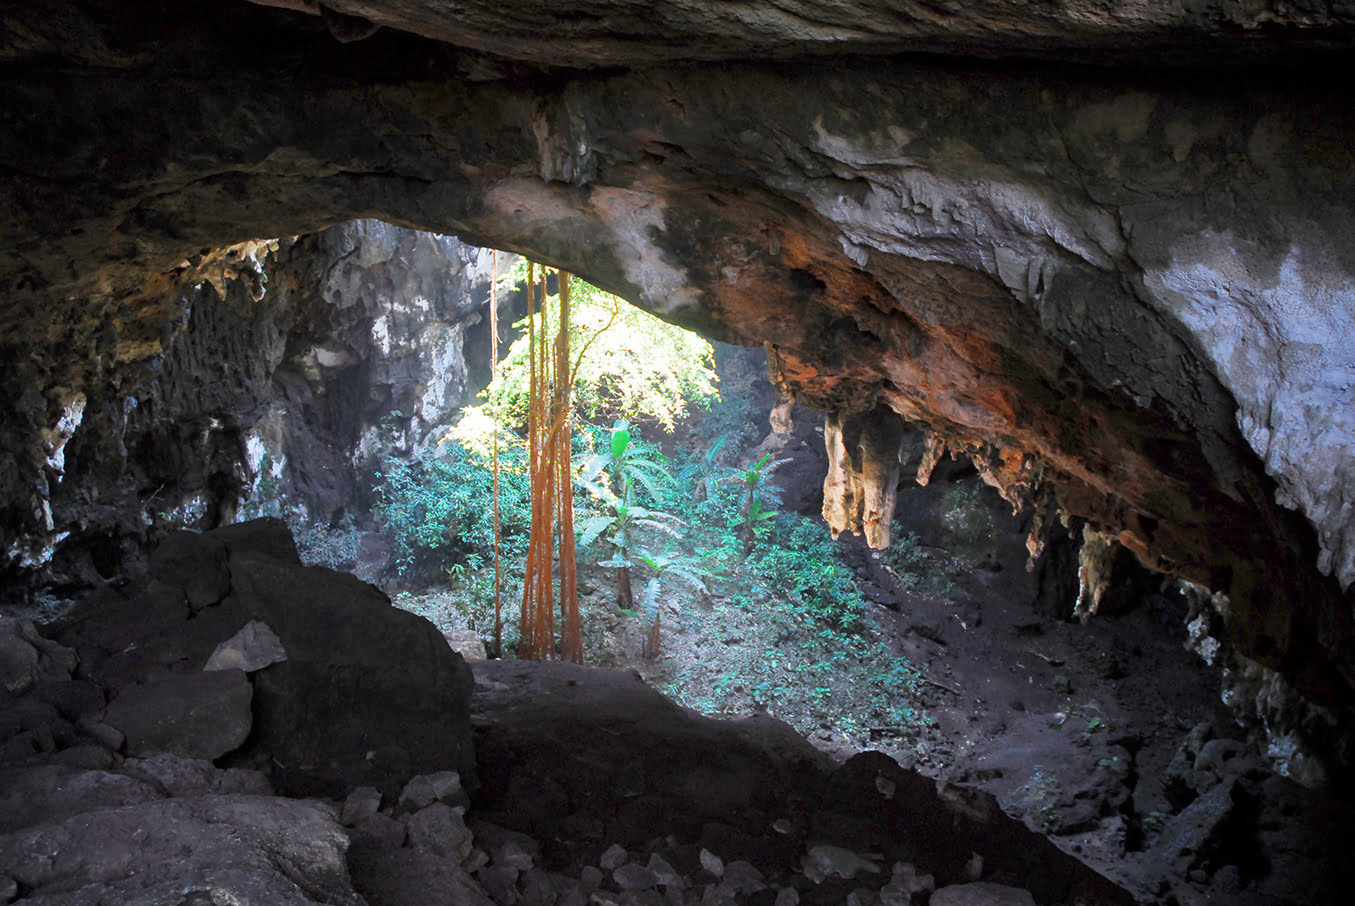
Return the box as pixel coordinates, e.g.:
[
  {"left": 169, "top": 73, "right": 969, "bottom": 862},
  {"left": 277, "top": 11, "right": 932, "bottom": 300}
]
[
  {"left": 484, "top": 267, "right": 718, "bottom": 432},
  {"left": 369, "top": 269, "right": 934, "bottom": 756},
  {"left": 371, "top": 440, "right": 530, "bottom": 579}
]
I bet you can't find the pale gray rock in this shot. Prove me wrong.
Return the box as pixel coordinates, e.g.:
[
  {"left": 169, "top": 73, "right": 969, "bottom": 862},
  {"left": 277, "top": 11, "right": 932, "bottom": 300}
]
[
  {"left": 399, "top": 769, "right": 469, "bottom": 811},
  {"left": 445, "top": 628, "right": 489, "bottom": 661},
  {"left": 341, "top": 786, "right": 383, "bottom": 826},
  {"left": 698, "top": 849, "right": 723, "bottom": 878},
  {"left": 879, "top": 862, "right": 934, "bottom": 905},
  {"left": 600, "top": 844, "right": 629, "bottom": 870},
  {"left": 722, "top": 860, "right": 765, "bottom": 894},
  {"left": 646, "top": 853, "right": 681, "bottom": 888},
  {"left": 614, "top": 862, "right": 659, "bottom": 890},
  {"left": 407, "top": 802, "right": 474, "bottom": 863},
  {"left": 124, "top": 753, "right": 270, "bottom": 797},
  {"left": 204, "top": 619, "right": 288, "bottom": 672},
  {"left": 801, "top": 845, "right": 881, "bottom": 884}
]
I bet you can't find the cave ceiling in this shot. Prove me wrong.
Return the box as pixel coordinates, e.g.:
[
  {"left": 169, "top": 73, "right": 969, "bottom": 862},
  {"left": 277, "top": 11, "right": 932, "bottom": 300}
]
[{"left": 1, "top": 1, "right": 1354, "bottom": 706}]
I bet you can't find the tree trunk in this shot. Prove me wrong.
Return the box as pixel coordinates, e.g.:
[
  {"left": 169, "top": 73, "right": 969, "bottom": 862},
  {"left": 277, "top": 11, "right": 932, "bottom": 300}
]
[{"left": 616, "top": 565, "right": 633, "bottom": 611}]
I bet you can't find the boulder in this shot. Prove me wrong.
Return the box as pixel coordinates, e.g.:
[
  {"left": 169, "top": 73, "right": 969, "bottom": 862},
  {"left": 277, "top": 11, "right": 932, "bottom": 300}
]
[
  {"left": 149, "top": 530, "right": 231, "bottom": 610},
  {"left": 350, "top": 848, "right": 496, "bottom": 906},
  {"left": 103, "top": 668, "right": 252, "bottom": 760},
  {"left": 0, "top": 765, "right": 162, "bottom": 833},
  {"left": 0, "top": 792, "right": 363, "bottom": 905},
  {"left": 204, "top": 619, "right": 288, "bottom": 673},
  {"left": 220, "top": 532, "right": 475, "bottom": 798},
  {"left": 445, "top": 628, "right": 489, "bottom": 661},
  {"left": 930, "top": 883, "right": 1037, "bottom": 906},
  {"left": 407, "top": 802, "right": 474, "bottom": 862},
  {"left": 0, "top": 618, "right": 76, "bottom": 696},
  {"left": 1146, "top": 778, "right": 1242, "bottom": 876}
]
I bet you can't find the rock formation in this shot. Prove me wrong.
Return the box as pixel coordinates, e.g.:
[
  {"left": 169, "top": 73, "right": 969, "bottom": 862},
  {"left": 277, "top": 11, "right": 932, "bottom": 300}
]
[{"left": 2, "top": 1, "right": 1354, "bottom": 760}]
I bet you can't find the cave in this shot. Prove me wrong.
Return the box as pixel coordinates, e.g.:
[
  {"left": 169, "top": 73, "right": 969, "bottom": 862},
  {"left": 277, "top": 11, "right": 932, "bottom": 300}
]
[{"left": 3, "top": 2, "right": 1355, "bottom": 904}]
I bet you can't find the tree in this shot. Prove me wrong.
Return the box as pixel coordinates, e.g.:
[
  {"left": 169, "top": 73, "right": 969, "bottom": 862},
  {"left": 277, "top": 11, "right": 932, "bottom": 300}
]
[
  {"left": 484, "top": 268, "right": 717, "bottom": 433},
  {"left": 727, "top": 453, "right": 790, "bottom": 549},
  {"left": 577, "top": 420, "right": 683, "bottom": 613},
  {"left": 519, "top": 264, "right": 582, "bottom": 662}
]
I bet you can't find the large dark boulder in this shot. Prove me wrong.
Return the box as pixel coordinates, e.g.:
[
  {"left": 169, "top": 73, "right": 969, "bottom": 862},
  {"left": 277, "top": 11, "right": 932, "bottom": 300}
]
[
  {"left": 0, "top": 792, "right": 363, "bottom": 905},
  {"left": 103, "top": 668, "right": 253, "bottom": 761},
  {"left": 218, "top": 528, "right": 475, "bottom": 799}
]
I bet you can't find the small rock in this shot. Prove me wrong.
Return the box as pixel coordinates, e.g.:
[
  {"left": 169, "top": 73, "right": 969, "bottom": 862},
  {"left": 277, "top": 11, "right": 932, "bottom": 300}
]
[
  {"left": 479, "top": 863, "right": 521, "bottom": 904},
  {"left": 879, "top": 862, "right": 933, "bottom": 906},
  {"left": 801, "top": 845, "right": 881, "bottom": 884},
  {"left": 499, "top": 838, "right": 536, "bottom": 871},
  {"left": 204, "top": 619, "right": 288, "bottom": 672},
  {"left": 600, "top": 844, "right": 630, "bottom": 870},
  {"left": 75, "top": 716, "right": 124, "bottom": 752},
  {"left": 646, "top": 852, "right": 681, "bottom": 888},
  {"left": 846, "top": 889, "right": 877, "bottom": 906},
  {"left": 349, "top": 812, "right": 407, "bottom": 850},
  {"left": 620, "top": 890, "right": 665, "bottom": 906},
  {"left": 580, "top": 865, "right": 605, "bottom": 891},
  {"left": 930, "top": 882, "right": 1036, "bottom": 906},
  {"left": 399, "top": 770, "right": 469, "bottom": 811},
  {"left": 774, "top": 888, "right": 800, "bottom": 906},
  {"left": 520, "top": 868, "right": 558, "bottom": 906},
  {"left": 445, "top": 629, "right": 489, "bottom": 661},
  {"left": 464, "top": 847, "right": 490, "bottom": 873},
  {"left": 698, "top": 849, "right": 724, "bottom": 878},
  {"left": 341, "top": 786, "right": 382, "bottom": 826},
  {"left": 50, "top": 744, "right": 114, "bottom": 770},
  {"left": 722, "top": 861, "right": 764, "bottom": 894},
  {"left": 616, "top": 862, "right": 660, "bottom": 891},
  {"left": 408, "top": 802, "right": 474, "bottom": 862},
  {"left": 1052, "top": 674, "right": 1073, "bottom": 694},
  {"left": 0, "top": 621, "right": 40, "bottom": 694},
  {"left": 1214, "top": 864, "right": 1243, "bottom": 893}
]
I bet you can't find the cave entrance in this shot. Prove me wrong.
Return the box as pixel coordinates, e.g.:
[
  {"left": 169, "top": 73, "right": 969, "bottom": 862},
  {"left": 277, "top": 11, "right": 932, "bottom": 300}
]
[{"left": 134, "top": 222, "right": 1227, "bottom": 859}]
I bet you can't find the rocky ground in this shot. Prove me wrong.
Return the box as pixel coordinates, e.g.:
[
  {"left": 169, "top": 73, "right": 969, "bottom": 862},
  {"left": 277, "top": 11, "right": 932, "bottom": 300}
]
[{"left": 2, "top": 518, "right": 1352, "bottom": 904}]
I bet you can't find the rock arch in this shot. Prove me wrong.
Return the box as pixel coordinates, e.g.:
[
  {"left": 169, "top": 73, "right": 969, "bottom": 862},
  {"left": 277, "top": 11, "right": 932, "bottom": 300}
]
[{"left": 2, "top": 1, "right": 1354, "bottom": 711}]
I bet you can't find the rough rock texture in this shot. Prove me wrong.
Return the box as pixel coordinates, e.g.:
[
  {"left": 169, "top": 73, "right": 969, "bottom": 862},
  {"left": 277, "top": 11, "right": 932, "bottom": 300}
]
[
  {"left": 0, "top": 215, "right": 506, "bottom": 592},
  {"left": 2, "top": 2, "right": 1354, "bottom": 739},
  {"left": 0, "top": 792, "right": 363, "bottom": 905},
  {"left": 247, "top": 0, "right": 1355, "bottom": 67},
  {"left": 49, "top": 518, "right": 478, "bottom": 798}
]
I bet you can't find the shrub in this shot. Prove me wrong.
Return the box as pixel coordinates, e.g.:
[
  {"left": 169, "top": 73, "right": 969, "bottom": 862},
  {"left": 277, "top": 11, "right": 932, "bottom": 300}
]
[{"left": 371, "top": 439, "right": 530, "bottom": 580}]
